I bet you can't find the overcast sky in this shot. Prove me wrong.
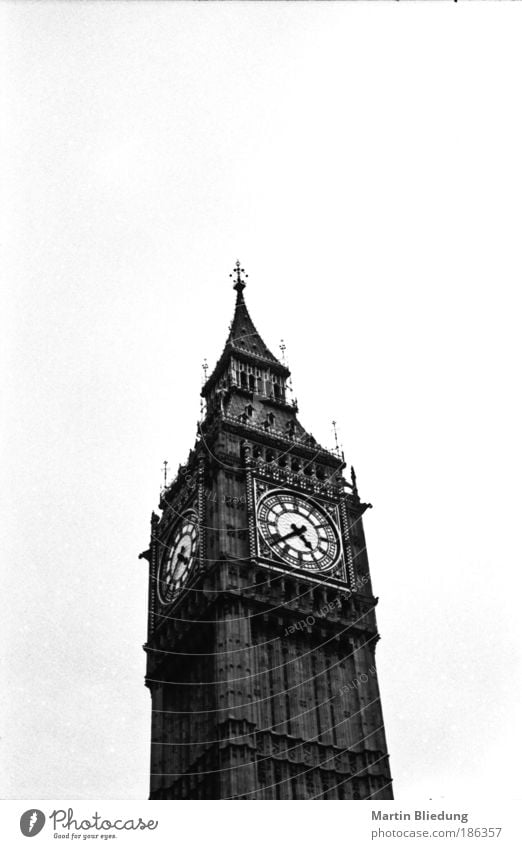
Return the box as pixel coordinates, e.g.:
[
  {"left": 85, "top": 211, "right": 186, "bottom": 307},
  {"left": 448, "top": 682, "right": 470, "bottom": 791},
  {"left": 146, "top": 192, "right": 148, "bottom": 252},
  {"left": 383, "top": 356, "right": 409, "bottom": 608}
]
[{"left": 1, "top": 2, "right": 521, "bottom": 801}]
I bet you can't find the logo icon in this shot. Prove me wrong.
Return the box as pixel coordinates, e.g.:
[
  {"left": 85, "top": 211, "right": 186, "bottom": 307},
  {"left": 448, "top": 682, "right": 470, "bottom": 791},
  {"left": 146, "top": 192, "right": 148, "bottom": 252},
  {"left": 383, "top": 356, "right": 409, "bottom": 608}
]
[{"left": 20, "top": 810, "right": 46, "bottom": 837}]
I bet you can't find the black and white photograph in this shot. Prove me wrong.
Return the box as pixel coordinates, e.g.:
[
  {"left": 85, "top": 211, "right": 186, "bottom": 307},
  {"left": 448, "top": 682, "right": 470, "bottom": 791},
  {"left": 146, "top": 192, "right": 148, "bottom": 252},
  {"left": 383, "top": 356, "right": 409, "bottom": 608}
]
[{"left": 1, "top": 1, "right": 521, "bottom": 846}]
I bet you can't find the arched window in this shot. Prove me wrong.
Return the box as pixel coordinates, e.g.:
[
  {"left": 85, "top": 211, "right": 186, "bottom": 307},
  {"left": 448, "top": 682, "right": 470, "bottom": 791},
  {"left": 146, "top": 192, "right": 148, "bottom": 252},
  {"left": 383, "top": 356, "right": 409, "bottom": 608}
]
[{"left": 248, "top": 373, "right": 256, "bottom": 392}]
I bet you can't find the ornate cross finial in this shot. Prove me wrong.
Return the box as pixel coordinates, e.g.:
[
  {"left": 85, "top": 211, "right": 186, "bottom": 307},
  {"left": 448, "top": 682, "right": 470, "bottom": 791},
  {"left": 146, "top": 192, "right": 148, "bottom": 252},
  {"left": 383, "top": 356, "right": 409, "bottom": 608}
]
[
  {"left": 202, "top": 358, "right": 208, "bottom": 382},
  {"left": 162, "top": 460, "right": 169, "bottom": 489},
  {"left": 279, "top": 339, "right": 287, "bottom": 365},
  {"left": 230, "top": 260, "right": 248, "bottom": 295}
]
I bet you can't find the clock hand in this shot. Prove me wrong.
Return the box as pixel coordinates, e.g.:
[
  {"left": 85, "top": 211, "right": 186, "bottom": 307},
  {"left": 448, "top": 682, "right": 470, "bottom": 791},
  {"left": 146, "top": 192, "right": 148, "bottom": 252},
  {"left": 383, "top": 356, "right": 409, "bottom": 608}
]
[
  {"left": 274, "top": 523, "right": 307, "bottom": 543},
  {"left": 290, "top": 522, "right": 314, "bottom": 550},
  {"left": 176, "top": 546, "right": 189, "bottom": 565}
]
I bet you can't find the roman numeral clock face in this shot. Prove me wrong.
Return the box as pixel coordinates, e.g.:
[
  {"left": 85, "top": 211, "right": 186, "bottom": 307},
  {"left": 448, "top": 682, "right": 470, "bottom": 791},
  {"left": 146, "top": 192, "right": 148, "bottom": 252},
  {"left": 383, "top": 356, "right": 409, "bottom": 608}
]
[
  {"left": 157, "top": 511, "right": 199, "bottom": 604},
  {"left": 257, "top": 490, "right": 342, "bottom": 573}
]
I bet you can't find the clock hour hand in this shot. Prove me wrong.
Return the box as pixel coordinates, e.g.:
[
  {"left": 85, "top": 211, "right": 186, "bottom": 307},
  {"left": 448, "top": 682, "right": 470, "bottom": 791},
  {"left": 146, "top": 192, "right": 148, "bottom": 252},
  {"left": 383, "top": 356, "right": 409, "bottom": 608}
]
[
  {"left": 176, "top": 546, "right": 189, "bottom": 565},
  {"left": 274, "top": 523, "right": 308, "bottom": 544}
]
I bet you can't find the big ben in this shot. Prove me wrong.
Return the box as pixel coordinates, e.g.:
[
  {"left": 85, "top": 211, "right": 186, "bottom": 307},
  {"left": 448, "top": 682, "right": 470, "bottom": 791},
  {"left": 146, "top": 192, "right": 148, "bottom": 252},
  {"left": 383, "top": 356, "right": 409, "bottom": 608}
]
[{"left": 141, "top": 262, "right": 393, "bottom": 800}]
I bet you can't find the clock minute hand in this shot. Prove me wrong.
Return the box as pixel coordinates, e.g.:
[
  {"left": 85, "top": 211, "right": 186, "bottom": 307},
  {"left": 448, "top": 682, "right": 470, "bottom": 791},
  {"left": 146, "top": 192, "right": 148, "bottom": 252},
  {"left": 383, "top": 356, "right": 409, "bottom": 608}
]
[
  {"left": 176, "top": 546, "right": 189, "bottom": 565},
  {"left": 274, "top": 523, "right": 307, "bottom": 543}
]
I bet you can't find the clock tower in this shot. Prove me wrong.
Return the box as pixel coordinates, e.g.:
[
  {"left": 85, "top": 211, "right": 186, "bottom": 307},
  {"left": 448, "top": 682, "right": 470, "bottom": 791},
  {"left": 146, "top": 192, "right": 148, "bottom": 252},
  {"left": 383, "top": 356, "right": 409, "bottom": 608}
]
[{"left": 142, "top": 262, "right": 393, "bottom": 800}]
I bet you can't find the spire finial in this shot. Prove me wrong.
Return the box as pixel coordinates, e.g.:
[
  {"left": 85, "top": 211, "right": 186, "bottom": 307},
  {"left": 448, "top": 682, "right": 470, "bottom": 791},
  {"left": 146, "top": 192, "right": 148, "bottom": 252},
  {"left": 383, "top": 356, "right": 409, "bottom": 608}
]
[
  {"left": 332, "top": 420, "right": 339, "bottom": 453},
  {"left": 332, "top": 419, "right": 345, "bottom": 460},
  {"left": 162, "top": 460, "right": 169, "bottom": 489},
  {"left": 230, "top": 260, "right": 248, "bottom": 297},
  {"left": 351, "top": 465, "right": 360, "bottom": 500}
]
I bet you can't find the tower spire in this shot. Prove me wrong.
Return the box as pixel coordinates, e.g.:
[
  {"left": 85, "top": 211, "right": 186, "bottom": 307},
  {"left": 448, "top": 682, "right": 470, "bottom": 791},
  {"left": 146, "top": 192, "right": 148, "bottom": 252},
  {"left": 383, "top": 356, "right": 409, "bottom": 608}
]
[
  {"left": 201, "top": 262, "right": 290, "bottom": 398},
  {"left": 229, "top": 260, "right": 248, "bottom": 300}
]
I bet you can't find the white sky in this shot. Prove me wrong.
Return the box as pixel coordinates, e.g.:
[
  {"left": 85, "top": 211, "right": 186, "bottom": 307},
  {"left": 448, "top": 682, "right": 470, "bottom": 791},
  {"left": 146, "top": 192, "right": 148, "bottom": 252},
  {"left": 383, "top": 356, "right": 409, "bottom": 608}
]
[{"left": 1, "top": 2, "right": 521, "bottom": 801}]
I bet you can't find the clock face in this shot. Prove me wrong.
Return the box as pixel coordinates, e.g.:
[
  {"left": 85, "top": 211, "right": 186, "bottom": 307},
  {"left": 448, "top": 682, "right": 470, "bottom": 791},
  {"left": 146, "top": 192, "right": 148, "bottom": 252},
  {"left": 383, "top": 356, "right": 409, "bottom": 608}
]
[
  {"left": 157, "top": 511, "right": 199, "bottom": 604},
  {"left": 257, "top": 490, "right": 341, "bottom": 572}
]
